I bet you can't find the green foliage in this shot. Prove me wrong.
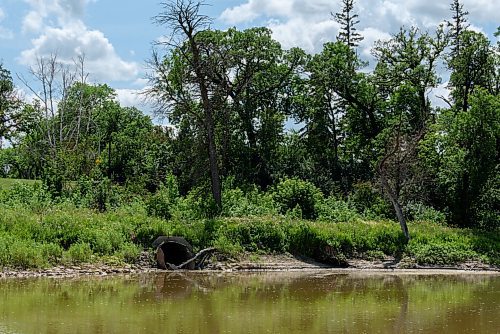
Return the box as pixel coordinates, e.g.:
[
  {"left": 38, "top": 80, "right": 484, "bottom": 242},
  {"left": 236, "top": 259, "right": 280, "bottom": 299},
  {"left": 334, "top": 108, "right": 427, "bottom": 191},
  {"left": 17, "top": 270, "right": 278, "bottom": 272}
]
[
  {"left": 169, "top": 185, "right": 219, "bottom": 220},
  {"left": 221, "top": 183, "right": 277, "bottom": 217},
  {"left": 316, "top": 197, "right": 361, "bottom": 223},
  {"left": 0, "top": 5, "right": 498, "bottom": 269},
  {"left": 423, "top": 88, "right": 499, "bottom": 227},
  {"left": 273, "top": 178, "right": 323, "bottom": 219},
  {"left": 409, "top": 243, "right": 475, "bottom": 265},
  {"left": 404, "top": 202, "right": 447, "bottom": 224},
  {"left": 69, "top": 175, "right": 130, "bottom": 212},
  {"left": 215, "top": 218, "right": 288, "bottom": 253},
  {"left": 65, "top": 243, "right": 93, "bottom": 264},
  {"left": 118, "top": 243, "right": 141, "bottom": 263},
  {"left": 0, "top": 201, "right": 498, "bottom": 269},
  {"left": 0, "top": 180, "right": 52, "bottom": 211},
  {"left": 349, "top": 182, "right": 392, "bottom": 219},
  {"left": 134, "top": 219, "right": 174, "bottom": 247},
  {"left": 146, "top": 173, "right": 180, "bottom": 219}
]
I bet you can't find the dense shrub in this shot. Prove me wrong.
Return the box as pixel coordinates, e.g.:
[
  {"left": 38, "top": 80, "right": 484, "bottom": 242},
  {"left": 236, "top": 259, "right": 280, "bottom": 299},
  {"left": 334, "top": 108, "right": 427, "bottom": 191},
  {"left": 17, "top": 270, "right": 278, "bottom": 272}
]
[
  {"left": 0, "top": 181, "right": 52, "bottom": 209},
  {"left": 221, "top": 186, "right": 277, "bottom": 217},
  {"left": 316, "top": 197, "right": 360, "bottom": 223},
  {"left": 65, "top": 242, "right": 93, "bottom": 264},
  {"left": 404, "top": 202, "right": 447, "bottom": 224},
  {"left": 0, "top": 182, "right": 498, "bottom": 269},
  {"left": 146, "top": 173, "right": 180, "bottom": 220},
  {"left": 215, "top": 219, "right": 288, "bottom": 253},
  {"left": 273, "top": 178, "right": 323, "bottom": 219},
  {"left": 349, "top": 182, "right": 392, "bottom": 219}
]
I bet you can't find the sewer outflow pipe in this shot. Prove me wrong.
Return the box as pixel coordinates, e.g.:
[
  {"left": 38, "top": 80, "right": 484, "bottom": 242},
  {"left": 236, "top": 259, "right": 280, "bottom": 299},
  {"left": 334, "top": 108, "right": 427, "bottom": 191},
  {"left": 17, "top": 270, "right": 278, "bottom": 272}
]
[{"left": 153, "top": 236, "right": 196, "bottom": 270}]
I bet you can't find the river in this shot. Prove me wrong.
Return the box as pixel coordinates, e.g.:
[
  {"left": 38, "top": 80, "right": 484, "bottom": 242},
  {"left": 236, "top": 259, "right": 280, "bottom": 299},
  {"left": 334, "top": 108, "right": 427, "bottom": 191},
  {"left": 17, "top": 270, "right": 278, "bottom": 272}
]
[{"left": 0, "top": 271, "right": 499, "bottom": 333}]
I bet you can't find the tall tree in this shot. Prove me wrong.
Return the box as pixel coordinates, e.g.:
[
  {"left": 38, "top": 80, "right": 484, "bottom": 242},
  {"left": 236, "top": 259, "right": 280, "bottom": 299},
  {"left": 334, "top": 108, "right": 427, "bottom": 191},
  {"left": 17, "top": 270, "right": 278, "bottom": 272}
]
[
  {"left": 446, "top": 0, "right": 469, "bottom": 57},
  {"left": 199, "top": 28, "right": 305, "bottom": 188},
  {"left": 448, "top": 31, "right": 496, "bottom": 112},
  {"left": 372, "top": 26, "right": 447, "bottom": 240},
  {"left": 423, "top": 88, "right": 499, "bottom": 227},
  {"left": 0, "top": 63, "right": 20, "bottom": 144},
  {"left": 148, "top": 0, "right": 222, "bottom": 209},
  {"left": 333, "top": 0, "right": 364, "bottom": 49}
]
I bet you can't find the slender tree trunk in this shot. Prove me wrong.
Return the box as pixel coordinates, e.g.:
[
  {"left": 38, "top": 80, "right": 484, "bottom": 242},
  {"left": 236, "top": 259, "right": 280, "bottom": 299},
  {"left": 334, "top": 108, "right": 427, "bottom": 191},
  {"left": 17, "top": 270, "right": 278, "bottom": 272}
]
[
  {"left": 189, "top": 37, "right": 222, "bottom": 209},
  {"left": 204, "top": 105, "right": 222, "bottom": 209},
  {"left": 380, "top": 172, "right": 409, "bottom": 241},
  {"left": 108, "top": 133, "right": 112, "bottom": 180}
]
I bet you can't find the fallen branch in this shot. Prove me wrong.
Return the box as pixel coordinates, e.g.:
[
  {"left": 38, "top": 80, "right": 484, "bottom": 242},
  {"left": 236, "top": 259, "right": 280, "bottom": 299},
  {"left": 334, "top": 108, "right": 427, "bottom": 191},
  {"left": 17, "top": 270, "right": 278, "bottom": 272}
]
[{"left": 168, "top": 247, "right": 217, "bottom": 270}]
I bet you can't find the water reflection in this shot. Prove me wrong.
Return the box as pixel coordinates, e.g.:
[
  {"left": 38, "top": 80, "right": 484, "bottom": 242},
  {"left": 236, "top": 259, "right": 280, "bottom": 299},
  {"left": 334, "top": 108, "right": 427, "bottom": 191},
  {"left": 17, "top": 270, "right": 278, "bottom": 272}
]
[{"left": 0, "top": 272, "right": 498, "bottom": 333}]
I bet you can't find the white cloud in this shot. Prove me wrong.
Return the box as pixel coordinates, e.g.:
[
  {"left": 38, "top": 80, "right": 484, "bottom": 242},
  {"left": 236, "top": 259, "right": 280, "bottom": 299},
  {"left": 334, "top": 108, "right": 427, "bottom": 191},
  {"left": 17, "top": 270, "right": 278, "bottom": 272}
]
[
  {"left": 220, "top": 0, "right": 500, "bottom": 55},
  {"left": 219, "top": 0, "right": 498, "bottom": 108},
  {"left": 269, "top": 18, "right": 338, "bottom": 52},
  {"left": 19, "top": 0, "right": 139, "bottom": 83},
  {"left": 0, "top": 7, "right": 14, "bottom": 39},
  {"left": 115, "top": 88, "right": 144, "bottom": 108},
  {"left": 22, "top": 11, "right": 44, "bottom": 33},
  {"left": 430, "top": 82, "right": 452, "bottom": 109}
]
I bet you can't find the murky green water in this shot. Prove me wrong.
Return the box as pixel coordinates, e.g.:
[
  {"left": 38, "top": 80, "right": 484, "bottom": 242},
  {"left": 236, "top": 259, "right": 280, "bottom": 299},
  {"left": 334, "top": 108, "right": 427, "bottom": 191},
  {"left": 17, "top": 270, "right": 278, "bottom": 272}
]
[{"left": 0, "top": 272, "right": 499, "bottom": 334}]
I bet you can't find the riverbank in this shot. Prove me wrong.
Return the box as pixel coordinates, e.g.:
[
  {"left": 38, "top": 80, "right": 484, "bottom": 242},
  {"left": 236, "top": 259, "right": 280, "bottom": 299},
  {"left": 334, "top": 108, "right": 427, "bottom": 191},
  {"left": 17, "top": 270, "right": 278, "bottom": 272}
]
[
  {"left": 1, "top": 252, "right": 499, "bottom": 280},
  {"left": 1, "top": 205, "right": 499, "bottom": 273}
]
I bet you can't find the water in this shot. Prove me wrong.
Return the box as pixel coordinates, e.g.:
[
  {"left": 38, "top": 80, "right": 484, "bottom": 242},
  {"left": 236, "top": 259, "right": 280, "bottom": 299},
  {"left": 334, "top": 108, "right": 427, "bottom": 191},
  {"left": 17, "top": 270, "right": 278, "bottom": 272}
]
[{"left": 0, "top": 272, "right": 499, "bottom": 333}]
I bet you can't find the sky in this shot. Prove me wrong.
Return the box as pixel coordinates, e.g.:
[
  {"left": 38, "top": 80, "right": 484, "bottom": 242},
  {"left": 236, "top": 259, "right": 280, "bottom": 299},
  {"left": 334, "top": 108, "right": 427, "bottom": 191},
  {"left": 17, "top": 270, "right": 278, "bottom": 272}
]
[{"left": 0, "top": 0, "right": 498, "bottom": 112}]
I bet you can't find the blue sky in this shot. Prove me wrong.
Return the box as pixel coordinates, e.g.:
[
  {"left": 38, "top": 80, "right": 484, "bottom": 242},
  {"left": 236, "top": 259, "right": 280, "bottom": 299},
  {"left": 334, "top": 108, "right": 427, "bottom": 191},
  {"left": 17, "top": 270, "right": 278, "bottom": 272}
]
[{"left": 0, "top": 0, "right": 498, "bottom": 110}]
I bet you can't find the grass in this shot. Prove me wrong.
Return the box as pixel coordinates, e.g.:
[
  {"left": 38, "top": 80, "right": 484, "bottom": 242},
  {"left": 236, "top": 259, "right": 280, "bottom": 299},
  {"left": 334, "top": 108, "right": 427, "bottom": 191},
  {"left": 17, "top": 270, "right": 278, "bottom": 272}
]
[
  {"left": 0, "top": 177, "right": 498, "bottom": 270},
  {"left": 0, "top": 178, "right": 40, "bottom": 190},
  {"left": 0, "top": 203, "right": 498, "bottom": 269}
]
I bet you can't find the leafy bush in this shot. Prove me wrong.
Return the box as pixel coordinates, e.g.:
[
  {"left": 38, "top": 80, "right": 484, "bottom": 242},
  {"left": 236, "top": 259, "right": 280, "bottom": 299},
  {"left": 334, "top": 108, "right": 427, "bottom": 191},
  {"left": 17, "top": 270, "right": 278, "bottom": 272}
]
[
  {"left": 0, "top": 181, "right": 52, "bottom": 209},
  {"left": 171, "top": 185, "right": 218, "bottom": 220},
  {"left": 316, "top": 197, "right": 360, "bottom": 223},
  {"left": 408, "top": 243, "right": 476, "bottom": 265},
  {"left": 221, "top": 186, "right": 277, "bottom": 217},
  {"left": 70, "top": 176, "right": 114, "bottom": 211},
  {"left": 65, "top": 242, "right": 93, "bottom": 264},
  {"left": 118, "top": 242, "right": 141, "bottom": 263},
  {"left": 404, "top": 202, "right": 447, "bottom": 224},
  {"left": 272, "top": 178, "right": 323, "bottom": 219},
  {"left": 212, "top": 234, "right": 243, "bottom": 257},
  {"left": 214, "top": 218, "right": 288, "bottom": 253},
  {"left": 0, "top": 234, "right": 63, "bottom": 268},
  {"left": 146, "top": 173, "right": 180, "bottom": 219},
  {"left": 349, "top": 182, "right": 392, "bottom": 219},
  {"left": 472, "top": 170, "right": 500, "bottom": 230}
]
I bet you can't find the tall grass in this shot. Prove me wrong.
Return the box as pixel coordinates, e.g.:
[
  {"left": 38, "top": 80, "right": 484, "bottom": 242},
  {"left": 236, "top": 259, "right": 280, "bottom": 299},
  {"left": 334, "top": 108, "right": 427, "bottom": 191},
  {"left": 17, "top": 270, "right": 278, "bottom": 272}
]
[{"left": 0, "top": 177, "right": 498, "bottom": 269}]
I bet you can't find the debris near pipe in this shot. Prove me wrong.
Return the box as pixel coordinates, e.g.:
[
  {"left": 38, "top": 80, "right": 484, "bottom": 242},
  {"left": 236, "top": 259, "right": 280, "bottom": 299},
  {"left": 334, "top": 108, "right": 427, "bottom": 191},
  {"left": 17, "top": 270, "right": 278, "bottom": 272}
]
[{"left": 152, "top": 236, "right": 216, "bottom": 270}]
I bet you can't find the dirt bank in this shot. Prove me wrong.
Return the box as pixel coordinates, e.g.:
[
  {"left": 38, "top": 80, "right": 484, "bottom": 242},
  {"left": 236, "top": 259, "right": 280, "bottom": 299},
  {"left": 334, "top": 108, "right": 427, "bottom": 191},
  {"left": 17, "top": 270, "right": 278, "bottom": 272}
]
[{"left": 1, "top": 252, "right": 498, "bottom": 279}]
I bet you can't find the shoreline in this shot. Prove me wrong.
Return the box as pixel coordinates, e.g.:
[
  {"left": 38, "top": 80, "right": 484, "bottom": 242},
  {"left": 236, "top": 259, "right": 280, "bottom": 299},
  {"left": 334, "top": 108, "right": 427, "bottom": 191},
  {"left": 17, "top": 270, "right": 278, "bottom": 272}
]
[{"left": 1, "top": 253, "right": 499, "bottom": 279}]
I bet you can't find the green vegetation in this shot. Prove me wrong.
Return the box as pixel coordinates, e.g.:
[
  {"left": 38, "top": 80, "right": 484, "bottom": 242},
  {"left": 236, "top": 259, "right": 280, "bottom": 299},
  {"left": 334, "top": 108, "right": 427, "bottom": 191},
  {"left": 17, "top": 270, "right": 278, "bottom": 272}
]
[
  {"left": 0, "top": 0, "right": 498, "bottom": 269},
  {"left": 0, "top": 178, "right": 40, "bottom": 189},
  {"left": 0, "top": 181, "right": 498, "bottom": 269}
]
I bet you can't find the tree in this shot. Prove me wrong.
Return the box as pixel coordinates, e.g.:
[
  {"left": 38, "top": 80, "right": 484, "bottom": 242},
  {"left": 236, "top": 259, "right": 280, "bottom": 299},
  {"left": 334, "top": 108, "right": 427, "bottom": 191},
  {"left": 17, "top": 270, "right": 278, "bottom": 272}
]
[
  {"left": 446, "top": 0, "right": 469, "bottom": 57},
  {"left": 198, "top": 27, "right": 305, "bottom": 188},
  {"left": 448, "top": 31, "right": 496, "bottom": 112},
  {"left": 372, "top": 27, "right": 447, "bottom": 240},
  {"left": 295, "top": 47, "right": 346, "bottom": 193},
  {"left": 0, "top": 63, "right": 20, "bottom": 144},
  {"left": 425, "top": 88, "right": 499, "bottom": 227},
  {"left": 148, "top": 0, "right": 222, "bottom": 209},
  {"left": 333, "top": 0, "right": 364, "bottom": 49}
]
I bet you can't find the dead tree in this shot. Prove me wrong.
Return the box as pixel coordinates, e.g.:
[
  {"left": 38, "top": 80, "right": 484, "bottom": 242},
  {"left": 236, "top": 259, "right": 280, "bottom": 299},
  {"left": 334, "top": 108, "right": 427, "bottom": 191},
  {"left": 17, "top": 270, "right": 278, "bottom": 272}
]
[
  {"left": 148, "top": 0, "right": 222, "bottom": 209},
  {"left": 377, "top": 125, "right": 424, "bottom": 241}
]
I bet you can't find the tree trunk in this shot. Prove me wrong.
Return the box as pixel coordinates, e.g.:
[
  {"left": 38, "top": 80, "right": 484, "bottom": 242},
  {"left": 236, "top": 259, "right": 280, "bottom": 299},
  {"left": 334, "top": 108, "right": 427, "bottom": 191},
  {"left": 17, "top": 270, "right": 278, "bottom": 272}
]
[
  {"left": 205, "top": 109, "right": 222, "bottom": 209},
  {"left": 380, "top": 173, "right": 410, "bottom": 241},
  {"left": 188, "top": 36, "right": 222, "bottom": 210}
]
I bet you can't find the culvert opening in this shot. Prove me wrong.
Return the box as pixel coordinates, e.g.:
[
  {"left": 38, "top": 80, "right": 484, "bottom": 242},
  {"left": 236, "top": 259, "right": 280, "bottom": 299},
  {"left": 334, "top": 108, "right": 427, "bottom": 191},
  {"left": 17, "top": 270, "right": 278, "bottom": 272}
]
[
  {"left": 161, "top": 241, "right": 193, "bottom": 266},
  {"left": 153, "top": 236, "right": 195, "bottom": 270}
]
